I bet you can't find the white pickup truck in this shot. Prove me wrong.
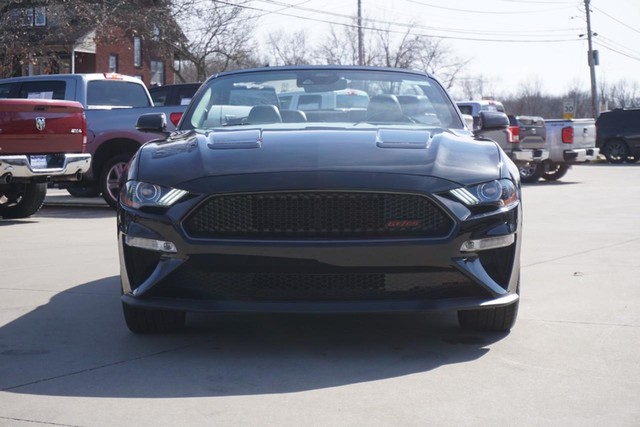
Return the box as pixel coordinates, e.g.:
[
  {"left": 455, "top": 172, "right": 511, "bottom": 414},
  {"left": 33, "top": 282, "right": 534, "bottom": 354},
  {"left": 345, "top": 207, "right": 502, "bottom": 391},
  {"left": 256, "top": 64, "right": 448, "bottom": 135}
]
[{"left": 539, "top": 119, "right": 600, "bottom": 181}]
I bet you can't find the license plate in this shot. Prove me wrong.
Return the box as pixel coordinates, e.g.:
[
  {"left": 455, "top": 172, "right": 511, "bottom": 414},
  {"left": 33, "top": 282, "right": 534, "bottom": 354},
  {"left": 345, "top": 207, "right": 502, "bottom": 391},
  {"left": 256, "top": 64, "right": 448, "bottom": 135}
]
[{"left": 30, "top": 155, "right": 48, "bottom": 169}]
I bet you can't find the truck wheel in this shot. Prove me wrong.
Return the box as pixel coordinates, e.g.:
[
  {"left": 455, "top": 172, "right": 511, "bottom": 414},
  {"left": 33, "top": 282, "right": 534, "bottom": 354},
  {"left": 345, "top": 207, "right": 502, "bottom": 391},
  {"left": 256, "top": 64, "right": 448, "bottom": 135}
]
[
  {"left": 122, "top": 302, "right": 186, "bottom": 334},
  {"left": 518, "top": 162, "right": 542, "bottom": 183},
  {"left": 603, "top": 139, "right": 629, "bottom": 164},
  {"left": 99, "top": 153, "right": 132, "bottom": 210},
  {"left": 0, "top": 183, "right": 47, "bottom": 219},
  {"left": 66, "top": 185, "right": 100, "bottom": 198},
  {"left": 542, "top": 164, "right": 569, "bottom": 181}
]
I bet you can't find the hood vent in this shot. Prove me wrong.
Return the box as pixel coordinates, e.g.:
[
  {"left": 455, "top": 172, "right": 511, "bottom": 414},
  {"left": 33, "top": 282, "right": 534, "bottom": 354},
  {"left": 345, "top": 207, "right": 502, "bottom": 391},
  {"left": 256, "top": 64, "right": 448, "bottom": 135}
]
[
  {"left": 376, "top": 129, "right": 430, "bottom": 149},
  {"left": 207, "top": 129, "right": 262, "bottom": 149}
]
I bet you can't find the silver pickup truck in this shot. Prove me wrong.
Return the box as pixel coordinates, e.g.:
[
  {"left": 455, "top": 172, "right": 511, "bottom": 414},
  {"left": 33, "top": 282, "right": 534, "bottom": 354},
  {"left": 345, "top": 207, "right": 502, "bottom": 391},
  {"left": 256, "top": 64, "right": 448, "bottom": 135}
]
[
  {"left": 0, "top": 73, "right": 188, "bottom": 208},
  {"left": 456, "top": 100, "right": 549, "bottom": 183},
  {"left": 539, "top": 119, "right": 600, "bottom": 181}
]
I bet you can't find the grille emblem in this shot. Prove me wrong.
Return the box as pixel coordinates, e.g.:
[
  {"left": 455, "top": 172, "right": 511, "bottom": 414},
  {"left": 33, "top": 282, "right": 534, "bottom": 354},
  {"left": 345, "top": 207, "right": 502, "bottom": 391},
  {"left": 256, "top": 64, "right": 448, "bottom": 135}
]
[
  {"left": 35, "top": 117, "right": 46, "bottom": 131},
  {"left": 386, "top": 219, "right": 422, "bottom": 228}
]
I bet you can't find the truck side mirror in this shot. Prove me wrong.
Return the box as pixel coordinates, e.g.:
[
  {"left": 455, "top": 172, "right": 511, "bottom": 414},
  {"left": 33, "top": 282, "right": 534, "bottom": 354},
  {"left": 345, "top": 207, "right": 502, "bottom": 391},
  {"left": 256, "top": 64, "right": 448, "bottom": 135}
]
[
  {"left": 136, "top": 113, "right": 167, "bottom": 133},
  {"left": 478, "top": 111, "right": 509, "bottom": 131}
]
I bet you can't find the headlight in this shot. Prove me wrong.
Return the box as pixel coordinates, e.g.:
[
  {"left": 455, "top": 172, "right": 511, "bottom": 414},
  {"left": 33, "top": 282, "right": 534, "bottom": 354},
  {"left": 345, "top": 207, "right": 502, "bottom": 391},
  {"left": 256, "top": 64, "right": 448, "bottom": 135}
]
[
  {"left": 121, "top": 181, "right": 188, "bottom": 209},
  {"left": 449, "top": 179, "right": 518, "bottom": 208}
]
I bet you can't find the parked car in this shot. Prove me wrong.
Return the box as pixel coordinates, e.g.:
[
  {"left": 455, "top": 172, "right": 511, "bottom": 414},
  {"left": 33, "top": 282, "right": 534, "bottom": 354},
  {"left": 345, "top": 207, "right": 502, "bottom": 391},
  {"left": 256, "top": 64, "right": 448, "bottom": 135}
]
[
  {"left": 0, "top": 73, "right": 188, "bottom": 208},
  {"left": 0, "top": 99, "right": 90, "bottom": 218},
  {"left": 596, "top": 108, "right": 640, "bottom": 163},
  {"left": 149, "top": 83, "right": 201, "bottom": 107},
  {"left": 119, "top": 65, "right": 522, "bottom": 334},
  {"left": 540, "top": 119, "right": 600, "bottom": 180},
  {"left": 457, "top": 100, "right": 549, "bottom": 183}
]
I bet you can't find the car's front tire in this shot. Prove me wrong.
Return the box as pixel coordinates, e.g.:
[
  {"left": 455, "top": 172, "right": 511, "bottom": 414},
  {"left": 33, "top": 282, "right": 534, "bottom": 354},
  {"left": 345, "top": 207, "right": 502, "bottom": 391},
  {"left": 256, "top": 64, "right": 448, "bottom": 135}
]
[
  {"left": 122, "top": 302, "right": 186, "bottom": 334},
  {"left": 457, "top": 298, "right": 519, "bottom": 332}
]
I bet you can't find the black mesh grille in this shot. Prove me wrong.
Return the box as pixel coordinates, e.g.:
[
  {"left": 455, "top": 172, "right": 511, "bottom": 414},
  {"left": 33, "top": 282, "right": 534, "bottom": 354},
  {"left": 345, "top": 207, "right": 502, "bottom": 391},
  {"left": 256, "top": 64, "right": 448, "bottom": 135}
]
[
  {"left": 183, "top": 192, "right": 453, "bottom": 239},
  {"left": 154, "top": 269, "right": 487, "bottom": 301}
]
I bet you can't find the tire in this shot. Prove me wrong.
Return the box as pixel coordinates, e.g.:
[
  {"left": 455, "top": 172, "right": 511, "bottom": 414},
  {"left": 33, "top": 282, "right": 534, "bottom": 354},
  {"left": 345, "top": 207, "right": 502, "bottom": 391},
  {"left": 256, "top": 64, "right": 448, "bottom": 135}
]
[
  {"left": 457, "top": 298, "right": 519, "bottom": 332},
  {"left": 122, "top": 302, "right": 186, "bottom": 334},
  {"left": 626, "top": 154, "right": 639, "bottom": 164},
  {"left": 603, "top": 139, "right": 629, "bottom": 164},
  {"left": 99, "top": 153, "right": 133, "bottom": 210},
  {"left": 0, "top": 183, "right": 47, "bottom": 219},
  {"left": 542, "top": 163, "right": 569, "bottom": 181},
  {"left": 66, "top": 185, "right": 101, "bottom": 198},
  {"left": 518, "top": 162, "right": 542, "bottom": 183}
]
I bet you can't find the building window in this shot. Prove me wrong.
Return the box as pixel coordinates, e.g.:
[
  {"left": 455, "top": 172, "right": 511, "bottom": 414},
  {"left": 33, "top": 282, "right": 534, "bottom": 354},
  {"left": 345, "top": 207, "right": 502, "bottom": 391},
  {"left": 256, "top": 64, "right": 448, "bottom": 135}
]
[
  {"left": 109, "top": 55, "right": 118, "bottom": 72},
  {"left": 34, "top": 7, "right": 46, "bottom": 26},
  {"left": 9, "top": 7, "right": 46, "bottom": 26},
  {"left": 152, "top": 24, "right": 161, "bottom": 41},
  {"left": 150, "top": 61, "right": 164, "bottom": 86},
  {"left": 133, "top": 37, "right": 142, "bottom": 68}
]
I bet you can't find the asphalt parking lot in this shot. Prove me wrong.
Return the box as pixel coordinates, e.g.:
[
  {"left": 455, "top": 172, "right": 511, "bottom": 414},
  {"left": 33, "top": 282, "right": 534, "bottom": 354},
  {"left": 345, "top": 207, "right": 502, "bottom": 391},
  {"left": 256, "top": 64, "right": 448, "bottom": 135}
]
[{"left": 1, "top": 163, "right": 639, "bottom": 426}]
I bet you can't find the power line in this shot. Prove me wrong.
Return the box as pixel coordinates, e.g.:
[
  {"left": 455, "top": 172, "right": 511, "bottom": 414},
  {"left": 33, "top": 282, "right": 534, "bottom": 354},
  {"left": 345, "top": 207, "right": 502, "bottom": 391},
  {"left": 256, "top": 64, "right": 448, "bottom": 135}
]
[
  {"left": 249, "top": 0, "right": 581, "bottom": 41},
  {"left": 404, "top": 0, "right": 575, "bottom": 14},
  {"left": 592, "top": 5, "right": 640, "bottom": 35}
]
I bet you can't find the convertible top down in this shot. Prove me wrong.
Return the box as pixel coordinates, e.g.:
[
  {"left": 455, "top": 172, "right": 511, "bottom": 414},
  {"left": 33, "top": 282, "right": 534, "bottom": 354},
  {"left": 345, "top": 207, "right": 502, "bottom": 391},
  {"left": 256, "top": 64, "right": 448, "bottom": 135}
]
[{"left": 118, "top": 66, "right": 522, "bottom": 334}]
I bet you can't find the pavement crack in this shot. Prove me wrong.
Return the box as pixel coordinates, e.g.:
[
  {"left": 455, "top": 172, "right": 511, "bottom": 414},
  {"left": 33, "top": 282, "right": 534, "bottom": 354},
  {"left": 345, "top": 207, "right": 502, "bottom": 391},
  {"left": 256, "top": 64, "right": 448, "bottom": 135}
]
[
  {"left": 0, "top": 416, "right": 85, "bottom": 427},
  {"left": 1, "top": 344, "right": 196, "bottom": 392},
  {"left": 522, "top": 237, "right": 640, "bottom": 268}
]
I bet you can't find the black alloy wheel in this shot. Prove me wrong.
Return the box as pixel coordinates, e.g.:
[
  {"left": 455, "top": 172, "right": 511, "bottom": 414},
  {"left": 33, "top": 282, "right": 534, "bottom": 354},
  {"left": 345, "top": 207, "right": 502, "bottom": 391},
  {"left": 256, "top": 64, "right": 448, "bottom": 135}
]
[{"left": 603, "top": 139, "right": 629, "bottom": 164}]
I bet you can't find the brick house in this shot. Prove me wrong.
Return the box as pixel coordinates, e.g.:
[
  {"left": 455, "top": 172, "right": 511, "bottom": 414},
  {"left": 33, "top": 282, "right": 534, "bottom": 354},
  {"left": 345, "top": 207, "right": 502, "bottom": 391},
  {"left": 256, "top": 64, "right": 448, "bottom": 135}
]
[{"left": 0, "top": 2, "right": 179, "bottom": 87}]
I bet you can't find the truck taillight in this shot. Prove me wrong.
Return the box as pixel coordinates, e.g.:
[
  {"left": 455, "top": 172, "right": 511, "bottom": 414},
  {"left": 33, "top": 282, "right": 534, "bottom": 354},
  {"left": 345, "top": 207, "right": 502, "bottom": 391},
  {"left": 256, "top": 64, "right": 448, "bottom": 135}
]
[
  {"left": 562, "top": 126, "right": 573, "bottom": 144},
  {"left": 508, "top": 126, "right": 520, "bottom": 143},
  {"left": 81, "top": 112, "right": 87, "bottom": 153},
  {"left": 170, "top": 112, "right": 183, "bottom": 127}
]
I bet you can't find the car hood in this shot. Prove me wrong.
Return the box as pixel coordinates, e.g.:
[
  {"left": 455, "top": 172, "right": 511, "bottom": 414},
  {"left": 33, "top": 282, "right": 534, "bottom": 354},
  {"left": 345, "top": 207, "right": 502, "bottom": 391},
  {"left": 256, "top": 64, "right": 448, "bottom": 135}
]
[{"left": 136, "top": 127, "right": 502, "bottom": 187}]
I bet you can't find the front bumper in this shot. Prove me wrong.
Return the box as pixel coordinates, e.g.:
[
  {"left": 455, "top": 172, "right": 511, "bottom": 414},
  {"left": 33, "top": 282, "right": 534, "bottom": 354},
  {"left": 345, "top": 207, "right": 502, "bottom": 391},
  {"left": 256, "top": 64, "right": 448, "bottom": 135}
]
[
  {"left": 0, "top": 153, "right": 91, "bottom": 182},
  {"left": 118, "top": 185, "right": 521, "bottom": 314},
  {"left": 563, "top": 147, "right": 600, "bottom": 163},
  {"left": 511, "top": 149, "right": 550, "bottom": 163}
]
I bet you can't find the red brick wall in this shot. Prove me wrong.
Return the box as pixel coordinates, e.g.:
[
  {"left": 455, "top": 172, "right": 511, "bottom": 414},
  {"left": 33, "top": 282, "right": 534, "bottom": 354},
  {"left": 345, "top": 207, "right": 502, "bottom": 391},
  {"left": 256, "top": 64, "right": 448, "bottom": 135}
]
[{"left": 94, "top": 28, "right": 174, "bottom": 87}]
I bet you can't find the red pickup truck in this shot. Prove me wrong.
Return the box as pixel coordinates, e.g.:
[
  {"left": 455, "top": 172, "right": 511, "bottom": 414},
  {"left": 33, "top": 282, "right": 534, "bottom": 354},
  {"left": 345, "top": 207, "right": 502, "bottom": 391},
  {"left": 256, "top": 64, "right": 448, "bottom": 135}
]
[{"left": 0, "top": 99, "right": 91, "bottom": 218}]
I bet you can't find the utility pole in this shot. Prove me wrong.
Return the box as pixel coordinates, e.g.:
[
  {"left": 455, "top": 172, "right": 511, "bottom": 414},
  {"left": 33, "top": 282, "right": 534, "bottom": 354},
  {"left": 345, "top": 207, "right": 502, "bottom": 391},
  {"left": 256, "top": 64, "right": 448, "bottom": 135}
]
[
  {"left": 585, "top": 0, "right": 599, "bottom": 118},
  {"left": 357, "top": 0, "right": 364, "bottom": 66}
]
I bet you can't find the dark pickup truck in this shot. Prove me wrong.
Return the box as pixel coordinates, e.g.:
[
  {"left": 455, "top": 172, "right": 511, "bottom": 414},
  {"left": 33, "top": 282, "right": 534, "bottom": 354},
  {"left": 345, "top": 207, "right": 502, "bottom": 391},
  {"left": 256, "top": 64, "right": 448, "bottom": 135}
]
[
  {"left": 0, "top": 99, "right": 91, "bottom": 218},
  {"left": 0, "top": 73, "right": 187, "bottom": 208}
]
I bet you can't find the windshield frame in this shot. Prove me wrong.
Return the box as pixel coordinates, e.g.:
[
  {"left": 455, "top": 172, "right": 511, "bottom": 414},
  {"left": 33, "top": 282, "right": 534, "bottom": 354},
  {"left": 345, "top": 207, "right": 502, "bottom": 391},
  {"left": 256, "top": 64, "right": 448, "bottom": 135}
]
[{"left": 179, "top": 67, "right": 464, "bottom": 132}]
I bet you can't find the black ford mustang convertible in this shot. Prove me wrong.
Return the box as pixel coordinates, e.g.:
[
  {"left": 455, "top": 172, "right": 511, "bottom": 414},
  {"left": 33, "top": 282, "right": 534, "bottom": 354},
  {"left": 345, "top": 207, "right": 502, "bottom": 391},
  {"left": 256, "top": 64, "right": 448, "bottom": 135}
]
[{"left": 118, "top": 66, "right": 521, "bottom": 334}]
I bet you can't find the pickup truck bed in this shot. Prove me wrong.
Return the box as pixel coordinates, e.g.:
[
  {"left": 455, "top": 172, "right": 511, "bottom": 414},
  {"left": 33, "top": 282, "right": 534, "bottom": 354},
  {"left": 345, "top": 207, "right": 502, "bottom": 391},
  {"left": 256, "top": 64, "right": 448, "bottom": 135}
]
[{"left": 0, "top": 99, "right": 91, "bottom": 218}]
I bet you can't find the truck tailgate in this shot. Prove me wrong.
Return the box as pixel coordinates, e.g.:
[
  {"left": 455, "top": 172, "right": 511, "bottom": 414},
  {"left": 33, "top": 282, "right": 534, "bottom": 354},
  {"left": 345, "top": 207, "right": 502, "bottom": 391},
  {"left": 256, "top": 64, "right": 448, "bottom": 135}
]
[
  {"left": 0, "top": 99, "right": 85, "bottom": 154},
  {"left": 569, "top": 119, "right": 596, "bottom": 150}
]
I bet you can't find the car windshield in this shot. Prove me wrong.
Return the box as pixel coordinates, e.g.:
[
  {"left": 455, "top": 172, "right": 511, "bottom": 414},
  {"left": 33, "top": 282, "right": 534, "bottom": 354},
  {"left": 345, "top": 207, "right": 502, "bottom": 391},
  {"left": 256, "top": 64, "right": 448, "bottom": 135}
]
[{"left": 182, "top": 68, "right": 463, "bottom": 130}]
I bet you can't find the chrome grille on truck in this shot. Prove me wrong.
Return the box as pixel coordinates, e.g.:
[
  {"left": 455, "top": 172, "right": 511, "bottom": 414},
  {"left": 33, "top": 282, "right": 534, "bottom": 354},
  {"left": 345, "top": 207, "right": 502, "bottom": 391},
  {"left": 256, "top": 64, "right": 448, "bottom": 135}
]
[{"left": 183, "top": 191, "right": 453, "bottom": 239}]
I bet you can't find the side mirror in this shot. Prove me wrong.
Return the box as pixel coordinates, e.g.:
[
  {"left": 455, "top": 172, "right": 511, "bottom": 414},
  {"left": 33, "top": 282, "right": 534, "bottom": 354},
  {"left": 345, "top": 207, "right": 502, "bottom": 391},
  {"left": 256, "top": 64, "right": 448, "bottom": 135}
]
[
  {"left": 136, "top": 113, "right": 167, "bottom": 133},
  {"left": 478, "top": 111, "right": 509, "bottom": 131}
]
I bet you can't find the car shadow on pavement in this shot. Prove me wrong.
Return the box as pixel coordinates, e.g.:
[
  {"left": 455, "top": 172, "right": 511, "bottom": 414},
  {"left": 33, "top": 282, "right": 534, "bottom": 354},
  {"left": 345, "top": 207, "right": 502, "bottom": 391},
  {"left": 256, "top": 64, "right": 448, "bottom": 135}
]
[
  {"left": 0, "top": 276, "right": 508, "bottom": 398},
  {"left": 34, "top": 206, "right": 116, "bottom": 220}
]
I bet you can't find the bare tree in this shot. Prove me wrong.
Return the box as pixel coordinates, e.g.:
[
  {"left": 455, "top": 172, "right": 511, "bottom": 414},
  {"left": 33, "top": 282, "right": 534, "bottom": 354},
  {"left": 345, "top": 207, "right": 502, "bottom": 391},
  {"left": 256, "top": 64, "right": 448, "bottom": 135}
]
[{"left": 266, "top": 30, "right": 313, "bottom": 66}]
